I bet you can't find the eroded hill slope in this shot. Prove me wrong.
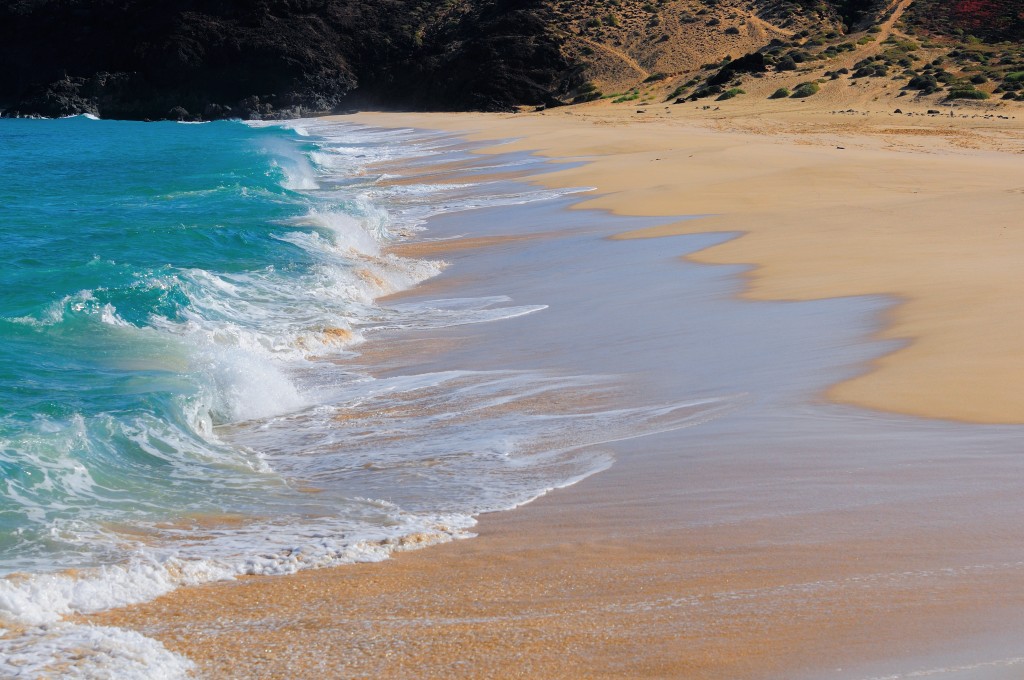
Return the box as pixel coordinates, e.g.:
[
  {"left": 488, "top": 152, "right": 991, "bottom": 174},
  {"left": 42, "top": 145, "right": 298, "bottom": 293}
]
[{"left": 1, "top": 0, "right": 1021, "bottom": 119}]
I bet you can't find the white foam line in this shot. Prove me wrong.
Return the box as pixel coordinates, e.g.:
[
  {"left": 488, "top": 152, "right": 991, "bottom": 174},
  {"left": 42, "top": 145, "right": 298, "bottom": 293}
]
[
  {"left": 0, "top": 623, "right": 194, "bottom": 680},
  {"left": 861, "top": 655, "right": 1024, "bottom": 679}
]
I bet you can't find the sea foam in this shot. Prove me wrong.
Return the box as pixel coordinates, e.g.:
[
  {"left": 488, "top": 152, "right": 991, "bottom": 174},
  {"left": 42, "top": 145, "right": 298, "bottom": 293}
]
[{"left": 0, "top": 116, "right": 735, "bottom": 675}]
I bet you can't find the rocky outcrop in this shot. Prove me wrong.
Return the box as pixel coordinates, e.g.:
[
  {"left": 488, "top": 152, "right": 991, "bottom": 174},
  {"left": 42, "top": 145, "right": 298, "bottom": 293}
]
[{"left": 0, "top": 0, "right": 578, "bottom": 119}]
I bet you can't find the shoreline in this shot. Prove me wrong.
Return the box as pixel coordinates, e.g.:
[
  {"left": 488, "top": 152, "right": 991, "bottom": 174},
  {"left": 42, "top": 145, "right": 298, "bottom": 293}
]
[
  {"left": 344, "top": 103, "right": 1024, "bottom": 424},
  {"left": 83, "top": 106, "right": 1024, "bottom": 678}
]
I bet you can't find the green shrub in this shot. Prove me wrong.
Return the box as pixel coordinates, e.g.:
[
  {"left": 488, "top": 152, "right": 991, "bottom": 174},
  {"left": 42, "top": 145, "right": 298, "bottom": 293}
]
[
  {"left": 666, "top": 85, "right": 688, "bottom": 101},
  {"left": 907, "top": 74, "right": 939, "bottom": 92},
  {"left": 717, "top": 87, "right": 745, "bottom": 100},
  {"left": 791, "top": 82, "right": 820, "bottom": 97},
  {"left": 947, "top": 88, "right": 989, "bottom": 100},
  {"left": 854, "top": 64, "right": 889, "bottom": 78},
  {"left": 884, "top": 39, "right": 920, "bottom": 52},
  {"left": 777, "top": 55, "right": 797, "bottom": 71},
  {"left": 689, "top": 84, "right": 723, "bottom": 99},
  {"left": 769, "top": 87, "right": 791, "bottom": 99},
  {"left": 643, "top": 72, "right": 669, "bottom": 83}
]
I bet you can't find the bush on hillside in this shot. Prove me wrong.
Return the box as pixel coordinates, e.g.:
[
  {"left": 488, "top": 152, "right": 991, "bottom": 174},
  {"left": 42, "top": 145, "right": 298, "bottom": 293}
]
[
  {"left": 946, "top": 87, "right": 989, "bottom": 99},
  {"left": 776, "top": 55, "right": 798, "bottom": 71},
  {"left": 791, "top": 81, "right": 820, "bottom": 97},
  {"left": 907, "top": 74, "right": 939, "bottom": 92}
]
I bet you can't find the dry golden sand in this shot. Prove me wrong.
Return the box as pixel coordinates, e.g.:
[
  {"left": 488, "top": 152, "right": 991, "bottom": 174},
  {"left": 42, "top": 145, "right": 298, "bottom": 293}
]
[{"left": 83, "top": 104, "right": 1024, "bottom": 677}]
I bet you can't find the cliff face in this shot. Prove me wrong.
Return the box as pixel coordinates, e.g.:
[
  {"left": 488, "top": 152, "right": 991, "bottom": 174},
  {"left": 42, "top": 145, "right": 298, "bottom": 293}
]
[
  {"left": 2, "top": 0, "right": 351, "bottom": 119},
  {"left": 1, "top": 0, "right": 1021, "bottom": 119},
  {"left": 0, "top": 0, "right": 577, "bottom": 119}
]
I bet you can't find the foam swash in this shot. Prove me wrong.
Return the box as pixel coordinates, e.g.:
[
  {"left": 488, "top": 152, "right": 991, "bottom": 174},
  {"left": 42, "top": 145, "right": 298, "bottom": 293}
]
[{"left": 0, "top": 116, "right": 728, "bottom": 675}]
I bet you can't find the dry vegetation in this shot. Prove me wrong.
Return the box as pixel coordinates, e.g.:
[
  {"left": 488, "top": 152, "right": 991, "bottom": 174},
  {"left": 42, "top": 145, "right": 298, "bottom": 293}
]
[{"left": 552, "top": 0, "right": 1024, "bottom": 113}]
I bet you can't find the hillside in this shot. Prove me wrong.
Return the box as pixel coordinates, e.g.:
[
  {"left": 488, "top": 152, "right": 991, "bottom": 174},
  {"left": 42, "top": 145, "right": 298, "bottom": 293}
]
[
  {"left": 560, "top": 0, "right": 1024, "bottom": 112},
  {"left": 908, "top": 0, "right": 1024, "bottom": 42},
  {"left": 1, "top": 0, "right": 1022, "bottom": 119}
]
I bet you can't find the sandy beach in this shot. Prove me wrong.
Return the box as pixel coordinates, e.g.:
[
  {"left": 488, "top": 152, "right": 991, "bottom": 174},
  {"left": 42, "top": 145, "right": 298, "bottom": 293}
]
[
  {"left": 83, "top": 100, "right": 1024, "bottom": 678},
  {"left": 353, "top": 102, "right": 1024, "bottom": 423}
]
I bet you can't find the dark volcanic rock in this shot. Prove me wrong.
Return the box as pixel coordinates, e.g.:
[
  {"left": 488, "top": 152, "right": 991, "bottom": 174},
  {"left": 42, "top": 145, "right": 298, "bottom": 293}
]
[
  {"left": 366, "top": 0, "right": 575, "bottom": 111},
  {"left": 1, "top": 0, "right": 360, "bottom": 119},
  {"left": 0, "top": 0, "right": 577, "bottom": 119}
]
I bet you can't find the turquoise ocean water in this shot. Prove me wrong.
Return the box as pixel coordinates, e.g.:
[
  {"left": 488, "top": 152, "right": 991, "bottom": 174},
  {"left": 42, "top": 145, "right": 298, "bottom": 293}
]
[
  {"left": 0, "top": 116, "right": 432, "bottom": 579},
  {"left": 0, "top": 115, "right": 716, "bottom": 676}
]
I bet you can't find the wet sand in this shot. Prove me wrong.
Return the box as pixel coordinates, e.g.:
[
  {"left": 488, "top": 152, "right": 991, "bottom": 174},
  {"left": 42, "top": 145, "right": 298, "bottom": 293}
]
[
  {"left": 85, "top": 107, "right": 1024, "bottom": 678},
  {"left": 347, "top": 105, "right": 1024, "bottom": 424},
  {"left": 387, "top": 232, "right": 557, "bottom": 259},
  {"left": 86, "top": 469, "right": 1024, "bottom": 679}
]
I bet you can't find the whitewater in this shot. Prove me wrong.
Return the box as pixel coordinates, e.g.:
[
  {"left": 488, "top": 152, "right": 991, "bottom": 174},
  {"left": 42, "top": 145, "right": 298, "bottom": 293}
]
[{"left": 0, "top": 116, "right": 724, "bottom": 676}]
